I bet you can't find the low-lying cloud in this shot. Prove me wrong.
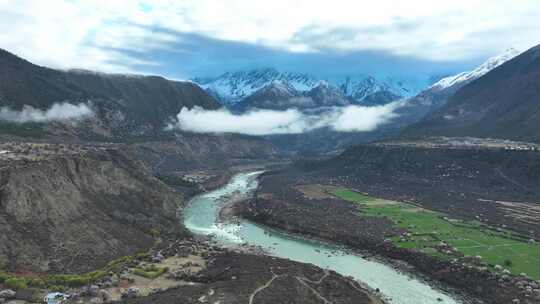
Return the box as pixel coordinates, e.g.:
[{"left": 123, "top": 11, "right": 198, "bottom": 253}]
[
  {"left": 168, "top": 103, "right": 400, "bottom": 135},
  {"left": 330, "top": 104, "right": 399, "bottom": 132},
  {"left": 0, "top": 102, "right": 94, "bottom": 124}
]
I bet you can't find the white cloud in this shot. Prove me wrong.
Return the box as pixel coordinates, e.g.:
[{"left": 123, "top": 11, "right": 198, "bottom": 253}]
[
  {"left": 168, "top": 107, "right": 308, "bottom": 135},
  {"left": 0, "top": 0, "right": 176, "bottom": 73},
  {"left": 0, "top": 103, "right": 94, "bottom": 124},
  {"left": 168, "top": 103, "right": 399, "bottom": 135},
  {"left": 1, "top": 0, "right": 539, "bottom": 73},
  {"left": 330, "top": 104, "right": 399, "bottom": 132}
]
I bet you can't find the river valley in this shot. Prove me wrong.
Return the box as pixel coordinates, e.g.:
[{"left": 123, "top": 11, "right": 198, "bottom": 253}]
[{"left": 183, "top": 172, "right": 464, "bottom": 304}]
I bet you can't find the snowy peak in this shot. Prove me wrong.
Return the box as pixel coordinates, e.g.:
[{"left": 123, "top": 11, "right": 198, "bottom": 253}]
[
  {"left": 193, "top": 68, "right": 317, "bottom": 104},
  {"left": 307, "top": 82, "right": 352, "bottom": 107},
  {"left": 480, "top": 48, "right": 521, "bottom": 71},
  {"left": 341, "top": 76, "right": 376, "bottom": 97},
  {"left": 310, "top": 81, "right": 345, "bottom": 98},
  {"left": 430, "top": 48, "right": 521, "bottom": 90},
  {"left": 241, "top": 80, "right": 300, "bottom": 104},
  {"left": 233, "top": 80, "right": 354, "bottom": 111},
  {"left": 312, "top": 80, "right": 340, "bottom": 93},
  {"left": 231, "top": 81, "right": 305, "bottom": 111},
  {"left": 259, "top": 80, "right": 299, "bottom": 97}
]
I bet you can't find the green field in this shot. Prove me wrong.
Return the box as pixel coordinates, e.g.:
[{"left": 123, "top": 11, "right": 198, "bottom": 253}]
[{"left": 332, "top": 188, "right": 540, "bottom": 280}]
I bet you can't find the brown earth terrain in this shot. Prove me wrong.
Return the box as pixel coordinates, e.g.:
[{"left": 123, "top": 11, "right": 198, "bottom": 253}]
[
  {"left": 0, "top": 238, "right": 381, "bottom": 304},
  {"left": 237, "top": 141, "right": 540, "bottom": 303},
  {"left": 0, "top": 142, "right": 186, "bottom": 274},
  {"left": 0, "top": 141, "right": 382, "bottom": 304},
  {"left": 296, "top": 140, "right": 540, "bottom": 236},
  {"left": 121, "top": 240, "right": 379, "bottom": 304}
]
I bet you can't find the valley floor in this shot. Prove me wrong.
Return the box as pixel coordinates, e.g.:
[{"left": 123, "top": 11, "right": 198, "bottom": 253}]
[
  {"left": 3, "top": 138, "right": 540, "bottom": 304},
  {"left": 236, "top": 170, "right": 540, "bottom": 304},
  {"left": 0, "top": 159, "right": 379, "bottom": 304}
]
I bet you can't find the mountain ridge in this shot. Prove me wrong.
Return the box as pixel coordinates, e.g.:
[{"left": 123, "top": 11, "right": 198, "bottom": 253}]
[
  {"left": 193, "top": 67, "right": 421, "bottom": 106},
  {"left": 403, "top": 44, "right": 540, "bottom": 142},
  {"left": 393, "top": 47, "right": 522, "bottom": 130},
  {"left": 0, "top": 48, "right": 220, "bottom": 140}
]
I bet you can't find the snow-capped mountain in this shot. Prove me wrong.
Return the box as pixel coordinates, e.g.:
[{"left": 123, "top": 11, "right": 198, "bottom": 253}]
[
  {"left": 232, "top": 80, "right": 354, "bottom": 111},
  {"left": 248, "top": 80, "right": 300, "bottom": 99},
  {"left": 192, "top": 68, "right": 317, "bottom": 104},
  {"left": 430, "top": 48, "right": 521, "bottom": 90},
  {"left": 397, "top": 47, "right": 522, "bottom": 127},
  {"left": 193, "top": 68, "right": 421, "bottom": 105},
  {"left": 232, "top": 80, "right": 303, "bottom": 111},
  {"left": 307, "top": 81, "right": 352, "bottom": 107},
  {"left": 403, "top": 45, "right": 540, "bottom": 142},
  {"left": 339, "top": 76, "right": 406, "bottom": 103}
]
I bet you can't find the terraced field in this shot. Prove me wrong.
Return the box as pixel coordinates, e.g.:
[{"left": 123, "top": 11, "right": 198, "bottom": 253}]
[{"left": 332, "top": 188, "right": 540, "bottom": 280}]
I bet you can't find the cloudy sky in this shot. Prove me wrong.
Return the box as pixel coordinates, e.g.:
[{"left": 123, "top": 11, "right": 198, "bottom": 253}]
[{"left": 1, "top": 0, "right": 540, "bottom": 80}]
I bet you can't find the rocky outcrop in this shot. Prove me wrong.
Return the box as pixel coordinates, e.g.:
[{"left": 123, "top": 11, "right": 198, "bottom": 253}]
[{"left": 0, "top": 144, "right": 186, "bottom": 274}]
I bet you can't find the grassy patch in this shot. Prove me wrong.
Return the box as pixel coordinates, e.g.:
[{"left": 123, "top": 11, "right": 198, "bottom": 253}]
[
  {"left": 332, "top": 188, "right": 540, "bottom": 279},
  {"left": 332, "top": 189, "right": 377, "bottom": 204},
  {"left": 0, "top": 270, "right": 108, "bottom": 291},
  {"left": 46, "top": 270, "right": 107, "bottom": 287},
  {"left": 132, "top": 265, "right": 168, "bottom": 279},
  {"left": 4, "top": 277, "right": 28, "bottom": 289},
  {"left": 0, "top": 253, "right": 147, "bottom": 290}
]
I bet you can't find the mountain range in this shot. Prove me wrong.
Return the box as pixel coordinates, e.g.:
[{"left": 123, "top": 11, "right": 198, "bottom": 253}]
[
  {"left": 223, "top": 47, "right": 524, "bottom": 154},
  {"left": 194, "top": 48, "right": 521, "bottom": 119},
  {"left": 193, "top": 68, "right": 424, "bottom": 106},
  {"left": 231, "top": 80, "right": 354, "bottom": 112}
]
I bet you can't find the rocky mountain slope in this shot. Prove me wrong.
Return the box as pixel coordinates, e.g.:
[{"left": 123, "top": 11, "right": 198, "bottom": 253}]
[
  {"left": 231, "top": 81, "right": 303, "bottom": 111},
  {"left": 338, "top": 76, "right": 403, "bottom": 105},
  {"left": 193, "top": 68, "right": 418, "bottom": 105},
  {"left": 305, "top": 81, "right": 353, "bottom": 107},
  {"left": 193, "top": 68, "right": 316, "bottom": 104},
  {"left": 403, "top": 45, "right": 540, "bottom": 142},
  {"left": 397, "top": 48, "right": 521, "bottom": 126},
  {"left": 127, "top": 133, "right": 276, "bottom": 174},
  {"left": 0, "top": 142, "right": 185, "bottom": 274},
  {"left": 430, "top": 48, "right": 521, "bottom": 91},
  {"left": 232, "top": 81, "right": 354, "bottom": 112},
  {"left": 0, "top": 48, "right": 219, "bottom": 140}
]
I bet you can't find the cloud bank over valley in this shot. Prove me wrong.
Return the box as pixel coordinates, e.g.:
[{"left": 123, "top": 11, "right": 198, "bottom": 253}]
[{"left": 168, "top": 103, "right": 400, "bottom": 135}]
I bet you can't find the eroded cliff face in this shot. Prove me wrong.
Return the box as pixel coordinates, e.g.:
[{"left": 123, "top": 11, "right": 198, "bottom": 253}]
[
  {"left": 0, "top": 144, "right": 185, "bottom": 274},
  {"left": 127, "top": 133, "right": 277, "bottom": 174}
]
